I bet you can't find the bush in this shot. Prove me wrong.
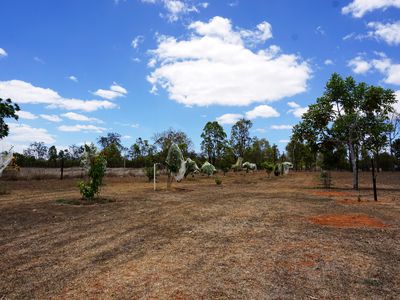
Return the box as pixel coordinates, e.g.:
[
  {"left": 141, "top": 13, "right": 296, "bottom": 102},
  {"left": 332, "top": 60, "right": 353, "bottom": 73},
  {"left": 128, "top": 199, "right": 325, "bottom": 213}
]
[
  {"left": 79, "top": 154, "right": 107, "bottom": 201},
  {"left": 215, "top": 177, "right": 222, "bottom": 185},
  {"left": 320, "top": 170, "right": 332, "bottom": 189},
  {"left": 261, "top": 162, "right": 275, "bottom": 177},
  {"left": 145, "top": 166, "right": 154, "bottom": 182}
]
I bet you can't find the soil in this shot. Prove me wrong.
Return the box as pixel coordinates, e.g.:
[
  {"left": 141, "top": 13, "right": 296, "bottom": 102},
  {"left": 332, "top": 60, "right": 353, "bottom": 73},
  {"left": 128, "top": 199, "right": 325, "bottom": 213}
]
[
  {"left": 0, "top": 171, "right": 399, "bottom": 299},
  {"left": 308, "top": 214, "right": 388, "bottom": 228}
]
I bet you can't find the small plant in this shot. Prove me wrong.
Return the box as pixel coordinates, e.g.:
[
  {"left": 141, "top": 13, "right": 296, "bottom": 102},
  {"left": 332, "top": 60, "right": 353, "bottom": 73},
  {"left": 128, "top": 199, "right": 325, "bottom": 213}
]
[
  {"left": 274, "top": 163, "right": 281, "bottom": 176},
  {"left": 320, "top": 170, "right": 332, "bottom": 189},
  {"left": 78, "top": 146, "right": 107, "bottom": 201},
  {"left": 215, "top": 177, "right": 222, "bottom": 185},
  {"left": 261, "top": 162, "right": 275, "bottom": 178},
  {"left": 145, "top": 166, "right": 154, "bottom": 182}
]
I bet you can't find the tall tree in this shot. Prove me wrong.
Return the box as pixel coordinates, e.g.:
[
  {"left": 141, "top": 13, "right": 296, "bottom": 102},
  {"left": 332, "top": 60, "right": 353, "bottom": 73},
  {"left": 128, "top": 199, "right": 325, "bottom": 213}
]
[
  {"left": 24, "top": 142, "right": 48, "bottom": 160},
  {"left": 48, "top": 146, "right": 58, "bottom": 162},
  {"left": 293, "top": 73, "right": 396, "bottom": 189},
  {"left": 230, "top": 118, "right": 252, "bottom": 158},
  {"left": 97, "top": 132, "right": 124, "bottom": 151},
  {"left": 153, "top": 128, "right": 193, "bottom": 160},
  {"left": 0, "top": 98, "right": 20, "bottom": 139},
  {"left": 200, "top": 121, "right": 227, "bottom": 165}
]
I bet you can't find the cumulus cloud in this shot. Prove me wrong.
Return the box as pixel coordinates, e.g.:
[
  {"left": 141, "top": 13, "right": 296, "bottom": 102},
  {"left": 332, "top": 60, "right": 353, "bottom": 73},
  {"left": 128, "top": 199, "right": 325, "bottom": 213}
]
[
  {"left": 348, "top": 56, "right": 371, "bottom": 74},
  {"left": 5, "top": 123, "right": 55, "bottom": 144},
  {"left": 245, "top": 105, "right": 280, "bottom": 119},
  {"left": 0, "top": 80, "right": 116, "bottom": 112},
  {"left": 216, "top": 113, "right": 243, "bottom": 125},
  {"left": 61, "top": 112, "right": 103, "bottom": 123},
  {"left": 271, "top": 124, "right": 293, "bottom": 130},
  {"left": 342, "top": 0, "right": 400, "bottom": 18},
  {"left": 17, "top": 110, "right": 38, "bottom": 120},
  {"left": 366, "top": 21, "right": 400, "bottom": 45},
  {"left": 351, "top": 53, "right": 400, "bottom": 85},
  {"left": 92, "top": 83, "right": 127, "bottom": 100},
  {"left": 324, "top": 59, "right": 334, "bottom": 65},
  {"left": 288, "top": 101, "right": 308, "bottom": 118},
  {"left": 0, "top": 48, "right": 7, "bottom": 57},
  {"left": 147, "top": 16, "right": 311, "bottom": 107},
  {"left": 58, "top": 124, "right": 106, "bottom": 133},
  {"left": 40, "top": 114, "right": 62, "bottom": 122}
]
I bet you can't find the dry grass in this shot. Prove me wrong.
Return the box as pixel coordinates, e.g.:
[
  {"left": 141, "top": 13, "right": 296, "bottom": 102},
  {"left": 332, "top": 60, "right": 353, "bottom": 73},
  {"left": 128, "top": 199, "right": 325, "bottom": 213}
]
[{"left": 0, "top": 171, "right": 399, "bottom": 299}]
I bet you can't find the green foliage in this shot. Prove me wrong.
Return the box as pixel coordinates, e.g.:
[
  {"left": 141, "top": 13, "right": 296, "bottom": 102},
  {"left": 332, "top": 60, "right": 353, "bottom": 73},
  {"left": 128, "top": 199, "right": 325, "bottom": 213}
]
[
  {"left": 153, "top": 128, "right": 193, "bottom": 162},
  {"left": 201, "top": 121, "right": 227, "bottom": 165},
  {"left": 0, "top": 98, "right": 20, "bottom": 139},
  {"left": 261, "top": 162, "right": 275, "bottom": 177},
  {"left": 145, "top": 166, "right": 154, "bottom": 182},
  {"left": 165, "top": 143, "right": 184, "bottom": 173},
  {"left": 230, "top": 119, "right": 252, "bottom": 158},
  {"left": 201, "top": 161, "right": 216, "bottom": 176},
  {"left": 79, "top": 152, "right": 107, "bottom": 201},
  {"left": 215, "top": 177, "right": 222, "bottom": 185},
  {"left": 274, "top": 163, "right": 281, "bottom": 176}
]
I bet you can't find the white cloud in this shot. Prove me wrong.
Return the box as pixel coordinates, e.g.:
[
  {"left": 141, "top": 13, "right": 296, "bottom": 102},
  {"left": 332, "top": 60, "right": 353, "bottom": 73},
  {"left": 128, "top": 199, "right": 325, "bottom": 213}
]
[
  {"left": 369, "top": 54, "right": 400, "bottom": 85},
  {"left": 0, "top": 48, "right": 7, "bottom": 57},
  {"left": 324, "top": 59, "right": 334, "bottom": 65},
  {"left": 271, "top": 124, "right": 293, "bottom": 130},
  {"left": 239, "top": 21, "right": 273, "bottom": 45},
  {"left": 216, "top": 113, "right": 243, "bottom": 125},
  {"left": 17, "top": 110, "right": 38, "bottom": 120},
  {"left": 287, "top": 101, "right": 308, "bottom": 118},
  {"left": 342, "top": 0, "right": 400, "bottom": 17},
  {"left": 148, "top": 16, "right": 311, "bottom": 107},
  {"left": 68, "top": 75, "right": 78, "bottom": 82},
  {"left": 366, "top": 21, "right": 400, "bottom": 45},
  {"left": 58, "top": 124, "right": 106, "bottom": 133},
  {"left": 61, "top": 112, "right": 103, "bottom": 123},
  {"left": 40, "top": 114, "right": 62, "bottom": 122},
  {"left": 279, "top": 139, "right": 290, "bottom": 143},
  {"left": 93, "top": 83, "right": 127, "bottom": 100},
  {"left": 122, "top": 135, "right": 132, "bottom": 139},
  {"left": 245, "top": 105, "right": 279, "bottom": 119},
  {"left": 141, "top": 0, "right": 207, "bottom": 22},
  {"left": 255, "top": 128, "right": 266, "bottom": 133},
  {"left": 5, "top": 123, "right": 55, "bottom": 144},
  {"left": 131, "top": 35, "right": 144, "bottom": 49},
  {"left": 0, "top": 80, "right": 117, "bottom": 112},
  {"left": 348, "top": 56, "right": 371, "bottom": 74}
]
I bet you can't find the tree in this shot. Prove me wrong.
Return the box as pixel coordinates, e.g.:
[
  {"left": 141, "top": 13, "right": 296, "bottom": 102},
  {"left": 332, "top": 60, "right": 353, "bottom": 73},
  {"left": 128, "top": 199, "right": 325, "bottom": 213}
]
[
  {"left": 392, "top": 138, "right": 400, "bottom": 163},
  {"left": 24, "top": 142, "right": 48, "bottom": 160},
  {"left": 230, "top": 119, "right": 252, "bottom": 158},
  {"left": 245, "top": 138, "right": 271, "bottom": 166},
  {"left": 153, "top": 128, "right": 193, "bottom": 160},
  {"left": 68, "top": 144, "right": 84, "bottom": 160},
  {"left": 293, "top": 73, "right": 396, "bottom": 189},
  {"left": 97, "top": 132, "right": 124, "bottom": 151},
  {"left": 200, "top": 121, "right": 227, "bottom": 165},
  {"left": 0, "top": 98, "right": 20, "bottom": 139},
  {"left": 48, "top": 146, "right": 58, "bottom": 166}
]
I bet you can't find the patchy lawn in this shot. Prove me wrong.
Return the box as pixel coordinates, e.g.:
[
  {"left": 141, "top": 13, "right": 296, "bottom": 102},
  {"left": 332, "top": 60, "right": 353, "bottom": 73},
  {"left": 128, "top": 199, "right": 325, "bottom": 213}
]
[{"left": 0, "top": 171, "right": 399, "bottom": 299}]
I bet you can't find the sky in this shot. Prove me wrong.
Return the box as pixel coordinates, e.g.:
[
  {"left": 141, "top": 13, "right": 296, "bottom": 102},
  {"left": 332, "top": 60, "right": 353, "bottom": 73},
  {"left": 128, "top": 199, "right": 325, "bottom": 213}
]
[{"left": 0, "top": 0, "right": 400, "bottom": 154}]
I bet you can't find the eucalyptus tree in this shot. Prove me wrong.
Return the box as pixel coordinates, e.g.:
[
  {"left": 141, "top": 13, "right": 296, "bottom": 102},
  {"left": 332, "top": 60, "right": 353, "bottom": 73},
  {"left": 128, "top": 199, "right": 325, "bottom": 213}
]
[
  {"left": 293, "top": 73, "right": 396, "bottom": 189},
  {"left": 200, "top": 121, "right": 227, "bottom": 165},
  {"left": 230, "top": 118, "right": 252, "bottom": 158},
  {"left": 0, "top": 98, "right": 20, "bottom": 139},
  {"left": 153, "top": 128, "right": 193, "bottom": 161}
]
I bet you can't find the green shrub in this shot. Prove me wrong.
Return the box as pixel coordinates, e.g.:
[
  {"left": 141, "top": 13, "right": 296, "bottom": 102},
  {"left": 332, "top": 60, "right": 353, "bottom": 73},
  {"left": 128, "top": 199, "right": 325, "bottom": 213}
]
[
  {"left": 215, "top": 177, "right": 222, "bottom": 185},
  {"left": 261, "top": 162, "right": 275, "bottom": 177},
  {"left": 79, "top": 154, "right": 107, "bottom": 201},
  {"left": 145, "top": 166, "right": 154, "bottom": 182},
  {"left": 320, "top": 170, "right": 332, "bottom": 189}
]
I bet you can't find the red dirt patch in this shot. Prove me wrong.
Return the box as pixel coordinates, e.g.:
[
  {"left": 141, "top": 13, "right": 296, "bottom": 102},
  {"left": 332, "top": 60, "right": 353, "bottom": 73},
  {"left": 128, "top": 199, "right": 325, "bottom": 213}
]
[{"left": 308, "top": 214, "right": 388, "bottom": 228}]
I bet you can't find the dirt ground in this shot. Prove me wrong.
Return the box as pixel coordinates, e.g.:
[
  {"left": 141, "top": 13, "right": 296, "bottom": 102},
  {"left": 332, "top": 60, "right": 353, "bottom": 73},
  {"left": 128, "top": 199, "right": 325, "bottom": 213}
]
[{"left": 0, "top": 171, "right": 399, "bottom": 299}]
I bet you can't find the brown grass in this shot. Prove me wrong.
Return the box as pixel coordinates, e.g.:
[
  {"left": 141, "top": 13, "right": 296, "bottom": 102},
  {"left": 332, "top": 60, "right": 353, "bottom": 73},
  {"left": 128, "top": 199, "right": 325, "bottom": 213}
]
[
  {"left": 0, "top": 171, "right": 399, "bottom": 299},
  {"left": 308, "top": 214, "right": 388, "bottom": 228}
]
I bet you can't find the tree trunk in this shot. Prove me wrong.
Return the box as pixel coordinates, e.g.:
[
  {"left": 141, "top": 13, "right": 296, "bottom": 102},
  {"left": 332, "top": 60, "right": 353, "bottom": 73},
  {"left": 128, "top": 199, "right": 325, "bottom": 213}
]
[{"left": 348, "top": 141, "right": 358, "bottom": 190}]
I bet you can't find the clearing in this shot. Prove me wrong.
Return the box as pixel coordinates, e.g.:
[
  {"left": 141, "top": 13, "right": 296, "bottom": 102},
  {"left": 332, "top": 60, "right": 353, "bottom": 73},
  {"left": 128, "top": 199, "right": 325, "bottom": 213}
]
[{"left": 0, "top": 171, "right": 399, "bottom": 299}]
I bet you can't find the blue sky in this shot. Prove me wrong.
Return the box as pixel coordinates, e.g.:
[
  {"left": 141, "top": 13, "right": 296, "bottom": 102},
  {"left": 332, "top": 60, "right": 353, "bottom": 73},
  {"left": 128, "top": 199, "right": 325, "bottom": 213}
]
[{"left": 1, "top": 0, "right": 399, "bottom": 153}]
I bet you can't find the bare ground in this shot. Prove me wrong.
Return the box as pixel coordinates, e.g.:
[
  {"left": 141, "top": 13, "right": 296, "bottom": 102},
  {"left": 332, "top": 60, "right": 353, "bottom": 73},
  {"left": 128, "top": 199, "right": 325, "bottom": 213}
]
[{"left": 0, "top": 171, "right": 399, "bottom": 299}]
